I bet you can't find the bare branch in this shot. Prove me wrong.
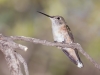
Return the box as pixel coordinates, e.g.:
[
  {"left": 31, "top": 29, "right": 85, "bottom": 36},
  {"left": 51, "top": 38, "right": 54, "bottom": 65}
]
[
  {"left": 10, "top": 36, "right": 77, "bottom": 48},
  {"left": 0, "top": 34, "right": 100, "bottom": 75},
  {"left": 10, "top": 36, "right": 100, "bottom": 71},
  {"left": 15, "top": 52, "right": 29, "bottom": 75},
  {"left": 0, "top": 34, "right": 29, "bottom": 75}
]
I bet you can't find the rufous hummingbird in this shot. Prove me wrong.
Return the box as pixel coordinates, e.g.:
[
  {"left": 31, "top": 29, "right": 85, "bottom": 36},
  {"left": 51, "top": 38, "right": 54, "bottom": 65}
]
[{"left": 38, "top": 11, "right": 83, "bottom": 68}]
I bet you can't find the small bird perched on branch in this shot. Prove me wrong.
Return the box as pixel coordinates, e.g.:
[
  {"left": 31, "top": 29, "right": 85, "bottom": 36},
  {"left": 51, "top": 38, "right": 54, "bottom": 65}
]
[{"left": 38, "top": 11, "right": 83, "bottom": 68}]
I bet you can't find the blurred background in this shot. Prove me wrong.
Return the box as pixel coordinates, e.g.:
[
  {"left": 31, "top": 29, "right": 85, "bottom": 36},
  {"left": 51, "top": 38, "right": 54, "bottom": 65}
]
[{"left": 0, "top": 0, "right": 100, "bottom": 75}]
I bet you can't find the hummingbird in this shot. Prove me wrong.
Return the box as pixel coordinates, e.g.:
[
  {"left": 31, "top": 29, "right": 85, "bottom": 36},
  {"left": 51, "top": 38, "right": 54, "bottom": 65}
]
[{"left": 38, "top": 11, "right": 83, "bottom": 68}]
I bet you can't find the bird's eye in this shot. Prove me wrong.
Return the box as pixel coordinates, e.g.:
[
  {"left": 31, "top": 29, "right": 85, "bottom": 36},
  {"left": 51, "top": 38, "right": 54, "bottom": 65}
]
[{"left": 57, "top": 17, "right": 60, "bottom": 20}]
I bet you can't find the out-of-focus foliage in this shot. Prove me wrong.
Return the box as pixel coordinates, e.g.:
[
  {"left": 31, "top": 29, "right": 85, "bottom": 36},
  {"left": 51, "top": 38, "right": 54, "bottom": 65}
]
[{"left": 0, "top": 0, "right": 100, "bottom": 75}]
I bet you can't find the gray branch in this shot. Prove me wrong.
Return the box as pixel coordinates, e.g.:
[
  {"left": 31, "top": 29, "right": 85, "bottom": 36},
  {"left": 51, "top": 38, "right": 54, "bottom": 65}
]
[
  {"left": 10, "top": 36, "right": 100, "bottom": 71},
  {"left": 0, "top": 34, "right": 100, "bottom": 75},
  {"left": 0, "top": 34, "right": 29, "bottom": 75}
]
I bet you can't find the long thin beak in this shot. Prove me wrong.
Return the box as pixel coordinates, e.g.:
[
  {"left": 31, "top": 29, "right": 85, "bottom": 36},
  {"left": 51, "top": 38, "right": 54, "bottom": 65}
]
[{"left": 37, "top": 11, "right": 53, "bottom": 18}]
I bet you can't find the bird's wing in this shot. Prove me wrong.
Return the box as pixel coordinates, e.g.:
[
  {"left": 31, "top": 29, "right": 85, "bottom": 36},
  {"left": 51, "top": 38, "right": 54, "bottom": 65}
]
[
  {"left": 66, "top": 25, "right": 74, "bottom": 42},
  {"left": 61, "top": 47, "right": 83, "bottom": 68},
  {"left": 62, "top": 48, "right": 77, "bottom": 65}
]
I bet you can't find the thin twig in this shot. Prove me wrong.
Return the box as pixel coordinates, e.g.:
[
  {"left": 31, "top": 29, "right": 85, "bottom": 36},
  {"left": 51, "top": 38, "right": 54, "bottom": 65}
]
[{"left": 15, "top": 52, "right": 29, "bottom": 75}]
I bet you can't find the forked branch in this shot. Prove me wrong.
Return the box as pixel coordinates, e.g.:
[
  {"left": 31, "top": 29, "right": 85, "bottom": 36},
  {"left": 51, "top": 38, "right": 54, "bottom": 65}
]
[
  {"left": 10, "top": 36, "right": 100, "bottom": 70},
  {"left": 0, "top": 34, "right": 100, "bottom": 75}
]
